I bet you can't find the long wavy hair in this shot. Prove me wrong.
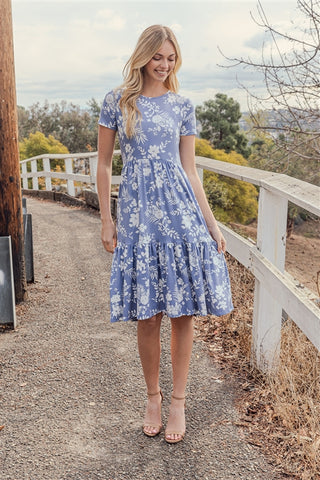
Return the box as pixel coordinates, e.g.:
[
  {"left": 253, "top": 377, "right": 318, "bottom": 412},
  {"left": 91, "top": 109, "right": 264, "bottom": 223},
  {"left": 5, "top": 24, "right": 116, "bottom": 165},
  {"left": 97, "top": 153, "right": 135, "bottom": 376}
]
[{"left": 117, "top": 25, "right": 182, "bottom": 137}]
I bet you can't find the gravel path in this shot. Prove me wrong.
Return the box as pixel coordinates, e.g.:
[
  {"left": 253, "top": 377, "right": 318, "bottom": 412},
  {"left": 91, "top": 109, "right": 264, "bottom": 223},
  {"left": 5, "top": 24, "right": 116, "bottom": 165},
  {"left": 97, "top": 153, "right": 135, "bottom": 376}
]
[{"left": 0, "top": 197, "right": 284, "bottom": 480}]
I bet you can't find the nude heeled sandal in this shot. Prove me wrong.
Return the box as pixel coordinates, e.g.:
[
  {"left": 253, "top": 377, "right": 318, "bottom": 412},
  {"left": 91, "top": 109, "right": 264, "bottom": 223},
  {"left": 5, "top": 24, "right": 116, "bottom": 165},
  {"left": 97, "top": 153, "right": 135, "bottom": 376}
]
[
  {"left": 142, "top": 390, "right": 163, "bottom": 437},
  {"left": 165, "top": 395, "right": 186, "bottom": 444}
]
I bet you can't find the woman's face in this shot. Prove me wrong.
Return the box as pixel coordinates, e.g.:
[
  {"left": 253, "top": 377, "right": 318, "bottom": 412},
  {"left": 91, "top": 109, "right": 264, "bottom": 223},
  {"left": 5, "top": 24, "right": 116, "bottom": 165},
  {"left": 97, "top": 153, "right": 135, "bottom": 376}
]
[{"left": 143, "top": 40, "right": 176, "bottom": 83}]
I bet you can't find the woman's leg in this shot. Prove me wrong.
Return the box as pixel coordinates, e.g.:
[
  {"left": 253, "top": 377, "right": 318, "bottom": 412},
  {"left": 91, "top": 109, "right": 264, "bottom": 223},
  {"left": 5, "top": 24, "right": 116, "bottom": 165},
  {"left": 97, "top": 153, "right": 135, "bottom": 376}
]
[
  {"left": 137, "top": 312, "right": 163, "bottom": 435},
  {"left": 166, "top": 315, "right": 194, "bottom": 442}
]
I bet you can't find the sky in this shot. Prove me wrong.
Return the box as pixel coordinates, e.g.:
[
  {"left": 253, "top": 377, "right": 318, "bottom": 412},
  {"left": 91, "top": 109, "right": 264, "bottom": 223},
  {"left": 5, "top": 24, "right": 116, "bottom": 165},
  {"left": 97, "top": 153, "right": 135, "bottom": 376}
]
[{"left": 11, "top": 0, "right": 301, "bottom": 111}]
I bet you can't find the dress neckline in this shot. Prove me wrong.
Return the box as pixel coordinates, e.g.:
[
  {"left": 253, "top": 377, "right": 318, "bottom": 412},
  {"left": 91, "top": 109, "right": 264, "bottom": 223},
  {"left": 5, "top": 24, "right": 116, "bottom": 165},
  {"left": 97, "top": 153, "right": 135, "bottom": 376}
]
[{"left": 139, "top": 91, "right": 170, "bottom": 99}]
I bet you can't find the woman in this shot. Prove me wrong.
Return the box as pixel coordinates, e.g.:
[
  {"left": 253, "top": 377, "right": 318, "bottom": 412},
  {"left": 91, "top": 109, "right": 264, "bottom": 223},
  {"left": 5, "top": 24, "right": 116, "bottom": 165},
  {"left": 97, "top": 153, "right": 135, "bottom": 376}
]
[{"left": 97, "top": 25, "right": 233, "bottom": 444}]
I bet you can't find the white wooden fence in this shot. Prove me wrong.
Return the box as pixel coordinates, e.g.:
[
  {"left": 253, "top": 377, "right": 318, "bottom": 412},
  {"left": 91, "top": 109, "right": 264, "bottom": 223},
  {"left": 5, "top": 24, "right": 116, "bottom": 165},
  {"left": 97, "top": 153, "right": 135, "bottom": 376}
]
[
  {"left": 20, "top": 152, "right": 102, "bottom": 195},
  {"left": 20, "top": 152, "right": 320, "bottom": 372}
]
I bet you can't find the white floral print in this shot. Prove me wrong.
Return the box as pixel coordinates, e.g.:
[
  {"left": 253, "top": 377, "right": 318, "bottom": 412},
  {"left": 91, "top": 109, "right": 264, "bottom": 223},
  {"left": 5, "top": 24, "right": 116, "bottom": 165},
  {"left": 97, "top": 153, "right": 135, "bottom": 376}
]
[{"left": 99, "top": 89, "right": 233, "bottom": 322}]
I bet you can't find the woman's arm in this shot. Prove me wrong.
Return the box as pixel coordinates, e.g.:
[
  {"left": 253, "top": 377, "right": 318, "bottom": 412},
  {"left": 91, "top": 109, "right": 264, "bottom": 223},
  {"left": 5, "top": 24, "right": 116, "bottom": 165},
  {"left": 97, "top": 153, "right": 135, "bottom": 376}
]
[
  {"left": 179, "top": 135, "right": 226, "bottom": 253},
  {"left": 97, "top": 125, "right": 117, "bottom": 253}
]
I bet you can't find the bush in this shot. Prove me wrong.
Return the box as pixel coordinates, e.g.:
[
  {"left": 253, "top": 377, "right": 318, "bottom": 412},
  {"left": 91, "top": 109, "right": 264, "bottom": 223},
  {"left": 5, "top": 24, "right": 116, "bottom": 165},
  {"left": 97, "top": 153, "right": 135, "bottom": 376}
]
[{"left": 196, "top": 138, "right": 258, "bottom": 224}]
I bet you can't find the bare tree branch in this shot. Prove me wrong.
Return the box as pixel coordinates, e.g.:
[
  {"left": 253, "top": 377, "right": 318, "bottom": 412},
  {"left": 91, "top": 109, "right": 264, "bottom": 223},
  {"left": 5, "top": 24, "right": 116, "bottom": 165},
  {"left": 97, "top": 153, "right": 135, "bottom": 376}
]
[{"left": 219, "top": 0, "right": 320, "bottom": 167}]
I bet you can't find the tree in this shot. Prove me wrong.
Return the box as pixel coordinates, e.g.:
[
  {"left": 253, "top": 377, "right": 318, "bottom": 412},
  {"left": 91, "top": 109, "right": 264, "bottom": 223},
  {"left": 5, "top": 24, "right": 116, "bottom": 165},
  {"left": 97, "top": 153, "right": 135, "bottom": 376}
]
[
  {"left": 18, "top": 100, "right": 99, "bottom": 153},
  {"left": 222, "top": 0, "right": 320, "bottom": 166},
  {"left": 17, "top": 105, "right": 30, "bottom": 140},
  {"left": 196, "top": 93, "right": 251, "bottom": 158},
  {"left": 87, "top": 97, "right": 101, "bottom": 121},
  {"left": 248, "top": 116, "right": 320, "bottom": 186},
  {"left": 87, "top": 98, "right": 100, "bottom": 149},
  {"left": 19, "top": 131, "right": 69, "bottom": 161},
  {"left": 196, "top": 138, "right": 258, "bottom": 224}
]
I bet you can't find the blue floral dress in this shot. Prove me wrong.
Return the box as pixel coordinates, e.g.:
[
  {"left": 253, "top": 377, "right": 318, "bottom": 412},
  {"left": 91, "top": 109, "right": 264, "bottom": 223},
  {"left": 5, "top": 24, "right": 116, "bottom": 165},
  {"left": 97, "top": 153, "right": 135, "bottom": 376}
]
[{"left": 99, "top": 89, "right": 233, "bottom": 322}]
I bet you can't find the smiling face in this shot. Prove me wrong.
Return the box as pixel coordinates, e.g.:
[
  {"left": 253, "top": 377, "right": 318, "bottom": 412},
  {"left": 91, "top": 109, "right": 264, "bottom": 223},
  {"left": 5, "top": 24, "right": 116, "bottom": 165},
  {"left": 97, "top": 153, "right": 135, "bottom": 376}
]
[{"left": 143, "top": 40, "right": 176, "bottom": 84}]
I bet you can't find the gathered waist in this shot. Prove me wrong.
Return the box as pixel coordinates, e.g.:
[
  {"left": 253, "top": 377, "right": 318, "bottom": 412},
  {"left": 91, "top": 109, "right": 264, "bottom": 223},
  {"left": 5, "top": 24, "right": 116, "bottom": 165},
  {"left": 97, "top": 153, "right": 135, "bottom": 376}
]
[{"left": 121, "top": 156, "right": 181, "bottom": 167}]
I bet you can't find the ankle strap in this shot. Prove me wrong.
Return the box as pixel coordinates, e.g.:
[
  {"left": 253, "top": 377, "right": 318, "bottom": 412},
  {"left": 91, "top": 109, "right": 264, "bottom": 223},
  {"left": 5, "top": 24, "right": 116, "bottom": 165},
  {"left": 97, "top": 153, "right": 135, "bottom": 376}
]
[
  {"left": 147, "top": 390, "right": 161, "bottom": 397},
  {"left": 172, "top": 394, "right": 185, "bottom": 401}
]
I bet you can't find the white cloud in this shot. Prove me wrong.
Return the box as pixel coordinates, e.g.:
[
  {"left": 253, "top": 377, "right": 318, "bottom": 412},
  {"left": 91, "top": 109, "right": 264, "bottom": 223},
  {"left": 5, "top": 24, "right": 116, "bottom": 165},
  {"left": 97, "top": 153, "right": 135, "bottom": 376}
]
[
  {"left": 96, "top": 9, "right": 126, "bottom": 30},
  {"left": 11, "top": 0, "right": 300, "bottom": 110},
  {"left": 97, "top": 8, "right": 114, "bottom": 20}
]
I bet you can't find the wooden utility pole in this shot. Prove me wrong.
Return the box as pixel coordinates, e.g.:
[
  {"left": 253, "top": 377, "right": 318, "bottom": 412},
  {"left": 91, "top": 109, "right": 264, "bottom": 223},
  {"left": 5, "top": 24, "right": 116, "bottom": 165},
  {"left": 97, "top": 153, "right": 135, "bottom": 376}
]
[{"left": 0, "top": 0, "right": 27, "bottom": 302}]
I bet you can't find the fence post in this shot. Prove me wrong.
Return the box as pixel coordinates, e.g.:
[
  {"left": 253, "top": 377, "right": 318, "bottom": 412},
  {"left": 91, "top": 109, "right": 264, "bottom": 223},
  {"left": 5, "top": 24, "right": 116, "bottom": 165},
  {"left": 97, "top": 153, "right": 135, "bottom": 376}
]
[
  {"left": 64, "top": 157, "right": 75, "bottom": 196},
  {"left": 21, "top": 162, "right": 28, "bottom": 189},
  {"left": 197, "top": 167, "right": 204, "bottom": 185},
  {"left": 31, "top": 159, "right": 38, "bottom": 190},
  {"left": 89, "top": 155, "right": 98, "bottom": 192},
  {"left": 43, "top": 157, "right": 52, "bottom": 191},
  {"left": 252, "top": 186, "right": 288, "bottom": 371}
]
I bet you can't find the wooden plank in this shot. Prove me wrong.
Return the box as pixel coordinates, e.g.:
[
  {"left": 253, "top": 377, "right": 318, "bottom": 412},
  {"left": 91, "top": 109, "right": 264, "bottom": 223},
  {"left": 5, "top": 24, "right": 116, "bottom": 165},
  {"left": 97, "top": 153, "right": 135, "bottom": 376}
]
[
  {"left": 219, "top": 223, "right": 253, "bottom": 269},
  {"left": 195, "top": 156, "right": 320, "bottom": 215},
  {"left": 21, "top": 171, "right": 121, "bottom": 187},
  {"left": 89, "top": 157, "right": 98, "bottom": 192},
  {"left": 195, "top": 156, "right": 278, "bottom": 186},
  {"left": 19, "top": 152, "right": 99, "bottom": 163},
  {"left": 19, "top": 150, "right": 120, "bottom": 164},
  {"left": 196, "top": 166, "right": 203, "bottom": 184},
  {"left": 43, "top": 157, "right": 52, "bottom": 191},
  {"left": 21, "top": 163, "right": 28, "bottom": 189},
  {"left": 251, "top": 250, "right": 320, "bottom": 351},
  {"left": 257, "top": 188, "right": 288, "bottom": 271},
  {"left": 64, "top": 158, "right": 75, "bottom": 196},
  {"left": 21, "top": 172, "right": 91, "bottom": 183},
  {"left": 49, "top": 172, "right": 90, "bottom": 183},
  {"left": 111, "top": 176, "right": 122, "bottom": 185},
  {"left": 252, "top": 188, "right": 288, "bottom": 370},
  {"left": 252, "top": 284, "right": 282, "bottom": 370},
  {"left": 91, "top": 175, "right": 121, "bottom": 185},
  {"left": 261, "top": 175, "right": 320, "bottom": 216},
  {"left": 31, "top": 159, "right": 38, "bottom": 190}
]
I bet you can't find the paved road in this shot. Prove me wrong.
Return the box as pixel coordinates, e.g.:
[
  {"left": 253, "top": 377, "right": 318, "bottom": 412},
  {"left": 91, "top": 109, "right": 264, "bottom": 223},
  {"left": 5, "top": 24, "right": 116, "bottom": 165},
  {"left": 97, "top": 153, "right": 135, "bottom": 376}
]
[{"left": 0, "top": 197, "right": 284, "bottom": 480}]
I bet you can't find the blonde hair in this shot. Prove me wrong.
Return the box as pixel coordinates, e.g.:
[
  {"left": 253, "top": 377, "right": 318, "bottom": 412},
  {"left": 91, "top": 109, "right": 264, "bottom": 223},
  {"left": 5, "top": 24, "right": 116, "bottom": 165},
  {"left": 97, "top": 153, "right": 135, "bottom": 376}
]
[{"left": 117, "top": 25, "right": 182, "bottom": 137}]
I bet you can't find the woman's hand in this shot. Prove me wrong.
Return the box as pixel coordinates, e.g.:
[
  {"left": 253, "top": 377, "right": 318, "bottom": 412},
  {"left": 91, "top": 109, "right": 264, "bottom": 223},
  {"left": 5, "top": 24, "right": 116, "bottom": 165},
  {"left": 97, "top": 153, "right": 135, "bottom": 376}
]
[
  {"left": 101, "top": 220, "right": 117, "bottom": 253},
  {"left": 207, "top": 224, "right": 227, "bottom": 254}
]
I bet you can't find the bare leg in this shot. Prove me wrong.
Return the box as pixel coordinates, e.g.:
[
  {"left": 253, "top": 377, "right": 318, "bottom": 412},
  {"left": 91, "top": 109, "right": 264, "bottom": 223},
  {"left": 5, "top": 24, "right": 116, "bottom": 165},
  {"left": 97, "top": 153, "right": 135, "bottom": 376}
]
[
  {"left": 165, "top": 315, "right": 194, "bottom": 442},
  {"left": 137, "top": 312, "right": 163, "bottom": 436}
]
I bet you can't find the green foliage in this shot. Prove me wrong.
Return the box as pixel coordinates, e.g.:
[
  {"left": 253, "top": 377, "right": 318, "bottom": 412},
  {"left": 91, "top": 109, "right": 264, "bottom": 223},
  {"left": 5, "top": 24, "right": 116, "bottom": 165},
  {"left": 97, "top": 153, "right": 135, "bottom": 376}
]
[
  {"left": 196, "top": 138, "right": 258, "bottom": 224},
  {"left": 19, "top": 131, "right": 69, "bottom": 182},
  {"left": 110, "top": 134, "right": 123, "bottom": 175},
  {"left": 87, "top": 98, "right": 101, "bottom": 119},
  {"left": 18, "top": 99, "right": 100, "bottom": 153},
  {"left": 19, "top": 131, "right": 69, "bottom": 160},
  {"left": 196, "top": 93, "right": 251, "bottom": 158},
  {"left": 18, "top": 99, "right": 124, "bottom": 176}
]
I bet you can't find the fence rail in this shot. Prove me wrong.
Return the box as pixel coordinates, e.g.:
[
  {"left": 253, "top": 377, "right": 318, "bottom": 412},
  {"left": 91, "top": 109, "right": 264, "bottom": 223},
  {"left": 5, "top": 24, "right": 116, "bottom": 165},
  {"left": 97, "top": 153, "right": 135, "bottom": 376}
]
[{"left": 20, "top": 152, "right": 320, "bottom": 372}]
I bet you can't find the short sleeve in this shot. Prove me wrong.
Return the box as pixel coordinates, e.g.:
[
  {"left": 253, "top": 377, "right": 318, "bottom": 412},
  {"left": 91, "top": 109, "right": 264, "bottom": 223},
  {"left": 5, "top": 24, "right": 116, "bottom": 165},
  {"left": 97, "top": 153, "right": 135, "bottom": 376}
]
[
  {"left": 98, "top": 90, "right": 118, "bottom": 131},
  {"left": 180, "top": 98, "right": 197, "bottom": 136}
]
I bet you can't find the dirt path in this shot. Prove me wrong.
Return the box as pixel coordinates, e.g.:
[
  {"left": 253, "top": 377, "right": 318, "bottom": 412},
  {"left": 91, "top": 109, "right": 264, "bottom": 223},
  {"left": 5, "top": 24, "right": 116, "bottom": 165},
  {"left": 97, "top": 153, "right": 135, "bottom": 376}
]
[{"left": 0, "top": 197, "right": 285, "bottom": 480}]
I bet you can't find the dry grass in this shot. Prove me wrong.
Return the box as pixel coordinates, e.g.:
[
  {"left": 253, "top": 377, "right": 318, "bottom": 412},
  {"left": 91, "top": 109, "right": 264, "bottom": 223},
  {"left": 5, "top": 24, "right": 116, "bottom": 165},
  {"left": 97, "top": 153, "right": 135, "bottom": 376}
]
[{"left": 195, "top": 253, "right": 320, "bottom": 480}]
